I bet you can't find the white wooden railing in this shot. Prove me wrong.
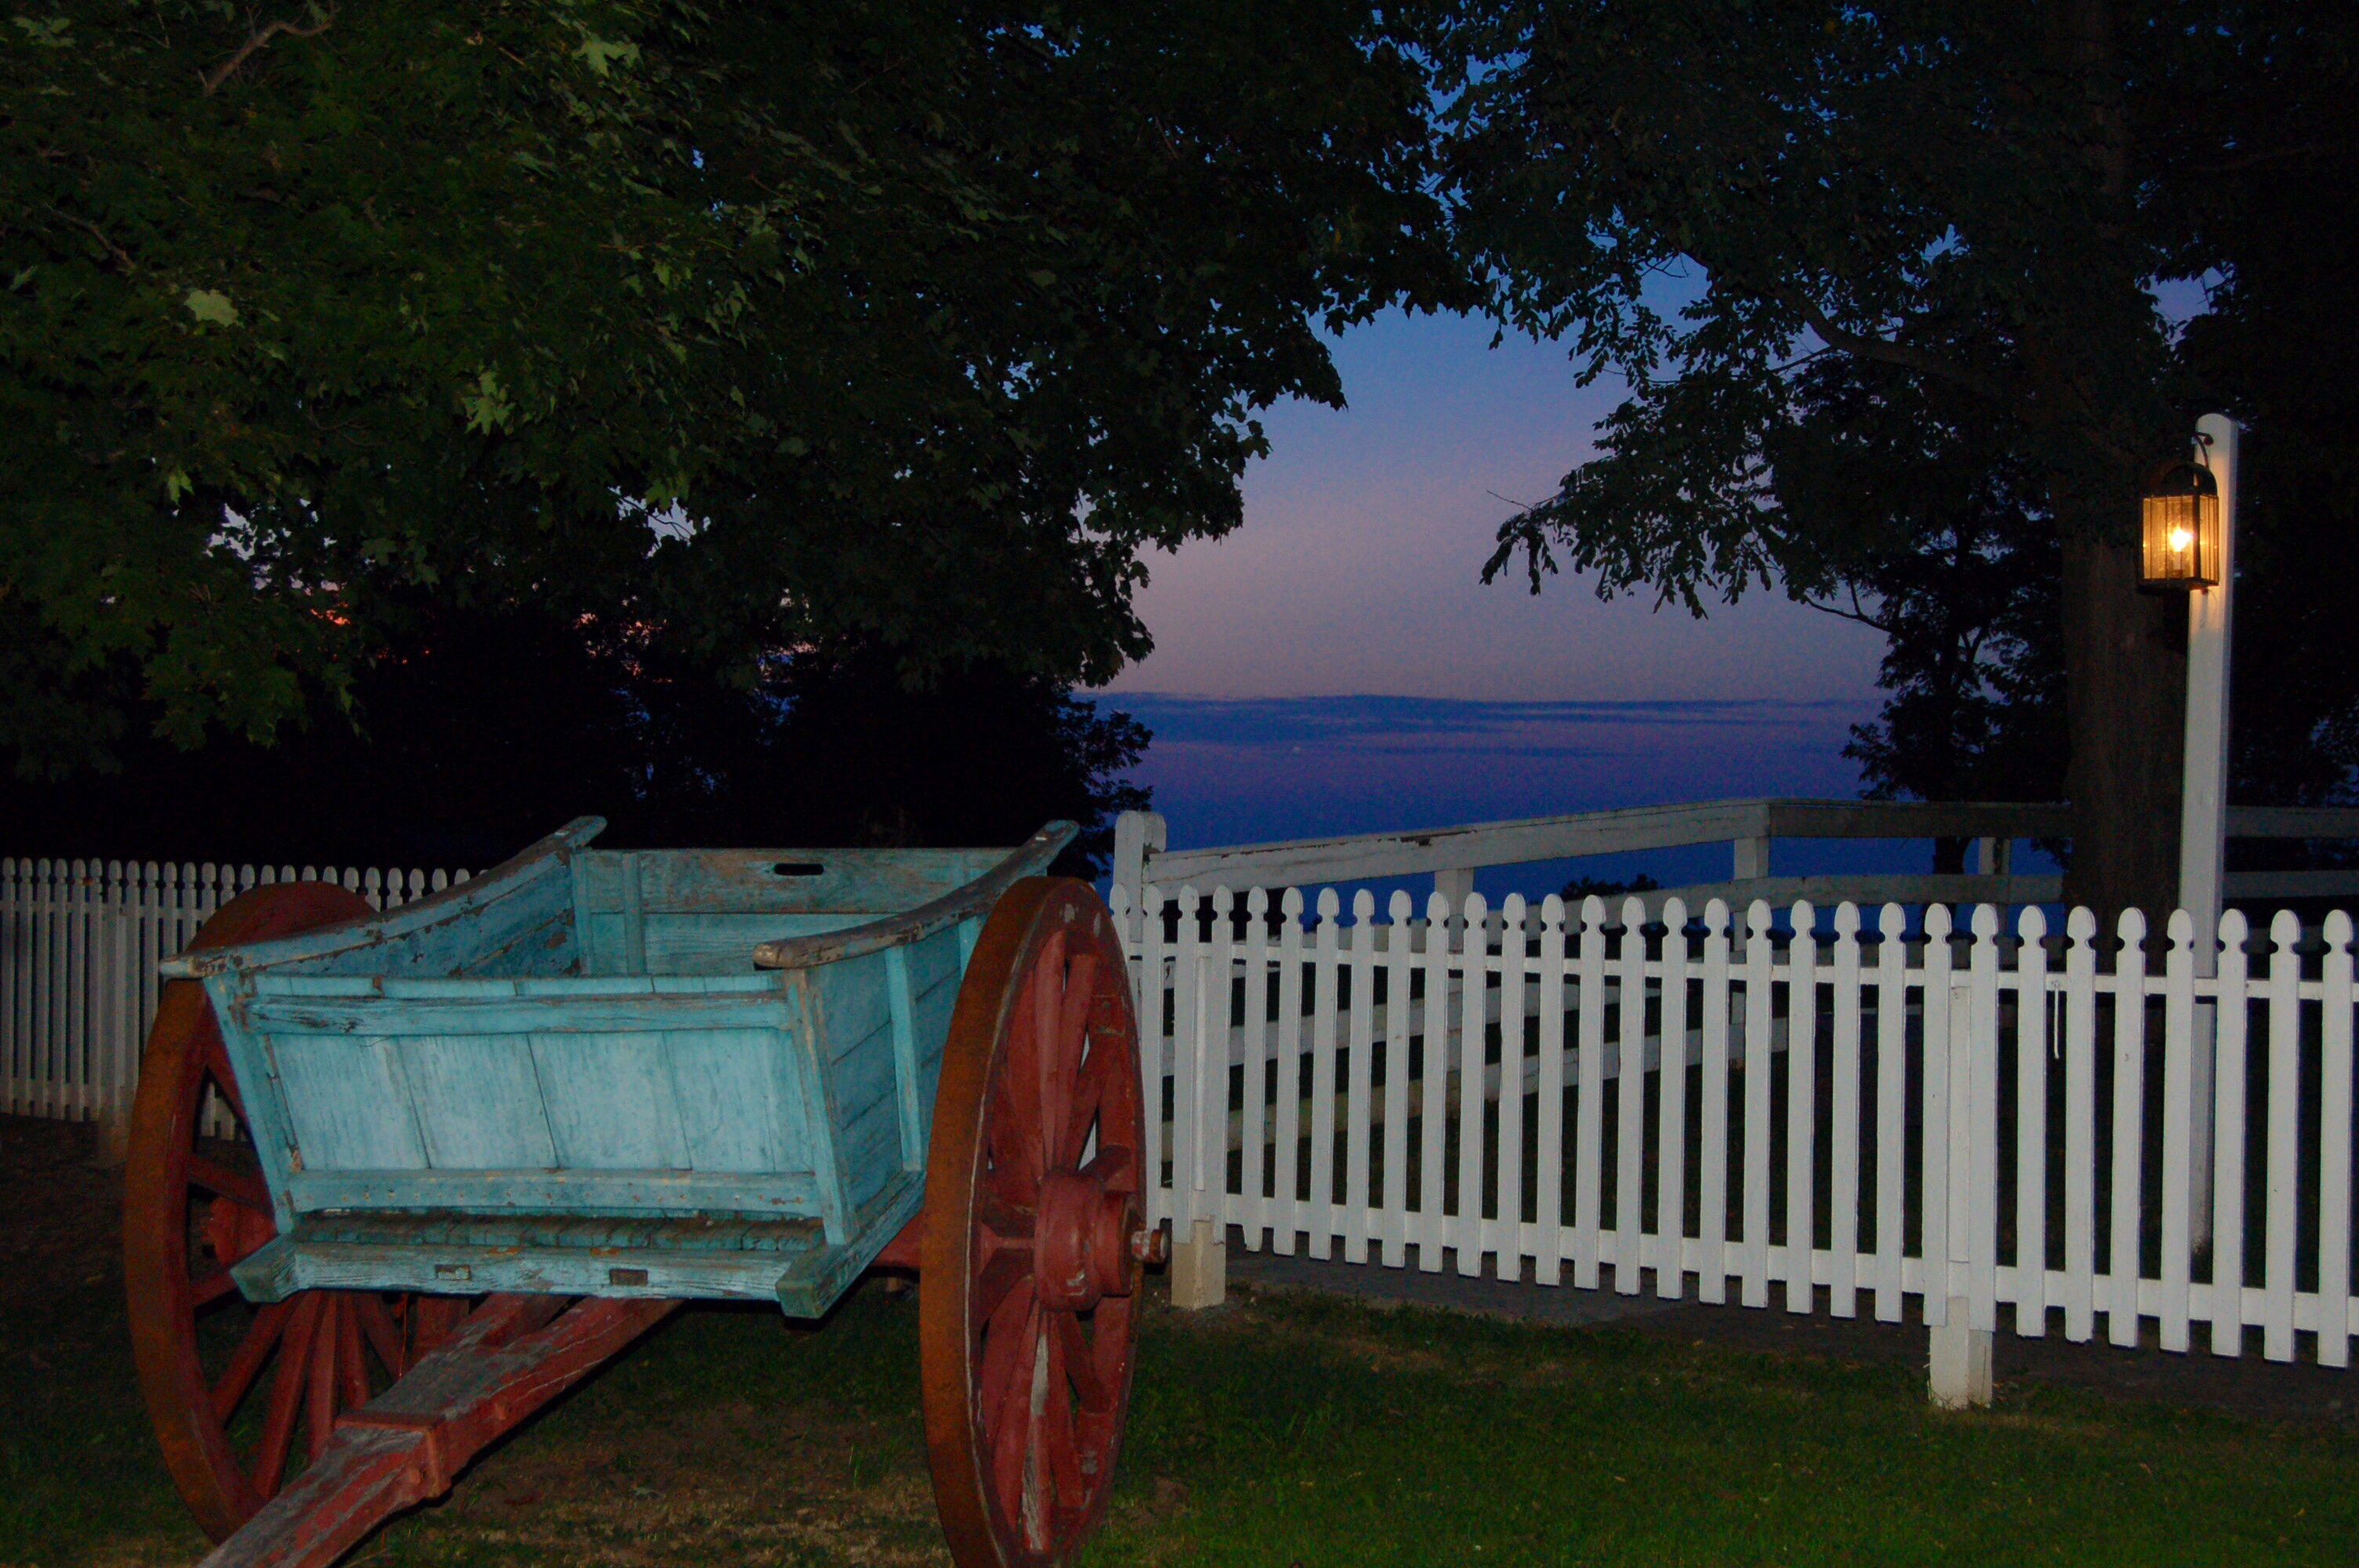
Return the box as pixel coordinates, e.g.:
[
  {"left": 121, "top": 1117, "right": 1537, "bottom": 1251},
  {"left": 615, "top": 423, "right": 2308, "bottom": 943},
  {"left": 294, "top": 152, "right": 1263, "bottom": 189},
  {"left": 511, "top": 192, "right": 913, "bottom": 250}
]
[
  {"left": 1117, "top": 880, "right": 2359, "bottom": 1403},
  {"left": 1112, "top": 799, "right": 2359, "bottom": 914},
  {"left": 1, "top": 858, "right": 466, "bottom": 1137}
]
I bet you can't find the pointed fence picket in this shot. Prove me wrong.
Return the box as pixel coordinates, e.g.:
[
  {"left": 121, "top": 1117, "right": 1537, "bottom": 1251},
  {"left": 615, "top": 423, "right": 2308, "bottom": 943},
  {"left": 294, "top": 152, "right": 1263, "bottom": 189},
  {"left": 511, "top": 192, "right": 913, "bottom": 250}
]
[
  {"left": 1114, "top": 880, "right": 2359, "bottom": 1373},
  {"left": 1, "top": 858, "right": 467, "bottom": 1135}
]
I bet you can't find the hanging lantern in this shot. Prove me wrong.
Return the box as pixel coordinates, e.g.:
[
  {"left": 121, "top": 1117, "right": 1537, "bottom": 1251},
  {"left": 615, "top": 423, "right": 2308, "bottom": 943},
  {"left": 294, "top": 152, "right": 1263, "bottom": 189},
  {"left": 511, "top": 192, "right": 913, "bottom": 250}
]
[{"left": 2140, "top": 457, "right": 2220, "bottom": 589}]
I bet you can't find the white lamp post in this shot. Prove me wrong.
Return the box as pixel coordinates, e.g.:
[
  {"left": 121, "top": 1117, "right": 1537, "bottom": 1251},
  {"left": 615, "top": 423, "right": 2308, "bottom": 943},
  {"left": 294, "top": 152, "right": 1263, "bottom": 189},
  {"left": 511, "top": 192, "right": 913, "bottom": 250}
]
[{"left": 2146, "top": 413, "right": 2238, "bottom": 1243}]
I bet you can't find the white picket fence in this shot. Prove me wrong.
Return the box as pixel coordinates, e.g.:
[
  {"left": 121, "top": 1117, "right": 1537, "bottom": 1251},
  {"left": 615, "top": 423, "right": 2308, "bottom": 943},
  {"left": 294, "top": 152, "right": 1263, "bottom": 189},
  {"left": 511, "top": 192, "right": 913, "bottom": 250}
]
[
  {"left": 10, "top": 850, "right": 2354, "bottom": 1379},
  {"left": 1118, "top": 883, "right": 2359, "bottom": 1369},
  {"left": 1, "top": 858, "right": 467, "bottom": 1128}
]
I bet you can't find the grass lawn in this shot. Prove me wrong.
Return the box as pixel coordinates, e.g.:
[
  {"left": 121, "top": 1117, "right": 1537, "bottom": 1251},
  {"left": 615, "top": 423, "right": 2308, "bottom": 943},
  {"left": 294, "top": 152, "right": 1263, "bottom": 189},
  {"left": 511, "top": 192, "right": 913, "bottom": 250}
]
[{"left": 5, "top": 1269, "right": 2355, "bottom": 1568}]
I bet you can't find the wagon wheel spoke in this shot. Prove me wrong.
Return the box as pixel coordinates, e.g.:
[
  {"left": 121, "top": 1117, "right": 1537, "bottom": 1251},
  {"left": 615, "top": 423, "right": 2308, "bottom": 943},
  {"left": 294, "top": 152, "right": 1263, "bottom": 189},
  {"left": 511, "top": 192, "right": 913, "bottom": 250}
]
[
  {"left": 335, "top": 1296, "right": 373, "bottom": 1414},
  {"left": 1060, "top": 1038, "right": 1120, "bottom": 1171},
  {"left": 189, "top": 1266, "right": 243, "bottom": 1308},
  {"left": 352, "top": 1294, "right": 409, "bottom": 1377},
  {"left": 305, "top": 1298, "right": 343, "bottom": 1462},
  {"left": 251, "top": 1293, "right": 321, "bottom": 1498},
  {"left": 1037, "top": 1315, "right": 1086, "bottom": 1516},
  {"left": 973, "top": 1248, "right": 1032, "bottom": 1327},
  {"left": 987, "top": 1304, "right": 1041, "bottom": 1528},
  {"left": 207, "top": 1300, "right": 293, "bottom": 1425},
  {"left": 200, "top": 1034, "right": 248, "bottom": 1123},
  {"left": 976, "top": 1279, "right": 1036, "bottom": 1425},
  {"left": 187, "top": 1154, "right": 269, "bottom": 1214},
  {"left": 1034, "top": 934, "right": 1071, "bottom": 1174},
  {"left": 1052, "top": 1309, "right": 1110, "bottom": 1415}
]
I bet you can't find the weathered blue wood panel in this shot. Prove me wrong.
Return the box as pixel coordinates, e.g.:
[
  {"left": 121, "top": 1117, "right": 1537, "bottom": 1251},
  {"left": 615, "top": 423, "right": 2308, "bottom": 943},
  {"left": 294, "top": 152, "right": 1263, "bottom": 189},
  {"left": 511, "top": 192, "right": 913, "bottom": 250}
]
[
  {"left": 883, "top": 946, "right": 921, "bottom": 1171},
  {"left": 283, "top": 1167, "right": 820, "bottom": 1214},
  {"left": 628, "top": 849, "right": 980, "bottom": 916},
  {"left": 664, "top": 1027, "right": 806, "bottom": 1173},
  {"left": 809, "top": 952, "right": 894, "bottom": 1064},
  {"left": 906, "top": 926, "right": 965, "bottom": 1148},
  {"left": 528, "top": 1031, "right": 692, "bottom": 1169},
  {"left": 823, "top": 1015, "right": 900, "bottom": 1131},
  {"left": 304, "top": 853, "right": 580, "bottom": 982},
  {"left": 641, "top": 913, "right": 868, "bottom": 975},
  {"left": 836, "top": 1091, "right": 903, "bottom": 1215},
  {"left": 399, "top": 1033, "right": 559, "bottom": 1169},
  {"left": 268, "top": 1034, "right": 428, "bottom": 1171},
  {"left": 774, "top": 975, "right": 850, "bottom": 1245},
  {"left": 242, "top": 989, "right": 793, "bottom": 1037}
]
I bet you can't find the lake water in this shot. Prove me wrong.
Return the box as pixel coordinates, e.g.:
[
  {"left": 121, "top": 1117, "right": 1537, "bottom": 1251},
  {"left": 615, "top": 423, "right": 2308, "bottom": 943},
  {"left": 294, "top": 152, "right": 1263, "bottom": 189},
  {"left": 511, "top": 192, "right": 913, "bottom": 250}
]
[{"left": 1101, "top": 692, "right": 1987, "bottom": 904}]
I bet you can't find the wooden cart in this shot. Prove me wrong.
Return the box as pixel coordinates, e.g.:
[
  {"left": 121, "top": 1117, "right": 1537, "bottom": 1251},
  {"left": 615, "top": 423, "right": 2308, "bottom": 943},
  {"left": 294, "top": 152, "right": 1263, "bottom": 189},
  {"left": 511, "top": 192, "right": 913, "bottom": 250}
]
[{"left": 122, "top": 818, "right": 1161, "bottom": 1568}]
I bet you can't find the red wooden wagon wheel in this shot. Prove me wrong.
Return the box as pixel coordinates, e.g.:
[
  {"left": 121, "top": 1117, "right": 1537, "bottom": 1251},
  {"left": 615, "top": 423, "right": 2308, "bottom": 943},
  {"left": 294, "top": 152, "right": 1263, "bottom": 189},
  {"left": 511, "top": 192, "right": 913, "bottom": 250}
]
[
  {"left": 122, "top": 882, "right": 458, "bottom": 1542},
  {"left": 919, "top": 877, "right": 1165, "bottom": 1568}
]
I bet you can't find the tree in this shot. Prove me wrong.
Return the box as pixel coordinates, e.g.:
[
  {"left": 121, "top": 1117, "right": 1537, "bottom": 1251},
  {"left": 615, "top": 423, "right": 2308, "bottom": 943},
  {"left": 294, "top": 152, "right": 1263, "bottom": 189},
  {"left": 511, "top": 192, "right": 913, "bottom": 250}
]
[
  {"left": 4, "top": 1, "right": 1455, "bottom": 773},
  {"left": 1767, "top": 362, "right": 2069, "bottom": 863},
  {"left": 0, "top": 608, "right": 1151, "bottom": 877},
  {"left": 1435, "top": 1, "right": 2350, "bottom": 916},
  {"left": 2168, "top": 23, "right": 2359, "bottom": 822}
]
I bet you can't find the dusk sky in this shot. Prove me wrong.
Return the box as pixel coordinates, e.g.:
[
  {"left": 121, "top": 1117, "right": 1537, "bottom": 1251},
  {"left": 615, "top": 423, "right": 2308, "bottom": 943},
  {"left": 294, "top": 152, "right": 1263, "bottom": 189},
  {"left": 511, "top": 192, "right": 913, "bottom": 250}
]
[{"left": 1091, "top": 307, "right": 1895, "bottom": 881}]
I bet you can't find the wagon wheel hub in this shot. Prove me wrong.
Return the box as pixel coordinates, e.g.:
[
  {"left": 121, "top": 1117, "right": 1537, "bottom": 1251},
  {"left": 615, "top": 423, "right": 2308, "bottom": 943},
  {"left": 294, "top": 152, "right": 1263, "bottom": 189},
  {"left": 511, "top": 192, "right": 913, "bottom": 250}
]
[{"left": 1035, "top": 1168, "right": 1158, "bottom": 1313}]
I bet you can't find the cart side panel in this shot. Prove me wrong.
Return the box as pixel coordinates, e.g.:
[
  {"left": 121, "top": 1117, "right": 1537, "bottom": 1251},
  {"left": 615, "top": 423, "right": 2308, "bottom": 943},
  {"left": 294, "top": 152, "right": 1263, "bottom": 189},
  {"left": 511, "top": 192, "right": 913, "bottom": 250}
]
[
  {"left": 644, "top": 913, "right": 871, "bottom": 975},
  {"left": 804, "top": 951, "right": 904, "bottom": 1220},
  {"left": 570, "top": 853, "right": 642, "bottom": 978},
  {"left": 903, "top": 922, "right": 971, "bottom": 1153},
  {"left": 630, "top": 848, "right": 984, "bottom": 916},
  {"left": 645, "top": 1027, "right": 813, "bottom": 1173},
  {"left": 236, "top": 982, "right": 822, "bottom": 1219},
  {"left": 572, "top": 850, "right": 979, "bottom": 977},
  {"left": 270, "top": 1033, "right": 431, "bottom": 1172},
  {"left": 404, "top": 1033, "right": 562, "bottom": 1167},
  {"left": 528, "top": 1031, "right": 692, "bottom": 1169},
  {"left": 296, "top": 855, "right": 583, "bottom": 982}
]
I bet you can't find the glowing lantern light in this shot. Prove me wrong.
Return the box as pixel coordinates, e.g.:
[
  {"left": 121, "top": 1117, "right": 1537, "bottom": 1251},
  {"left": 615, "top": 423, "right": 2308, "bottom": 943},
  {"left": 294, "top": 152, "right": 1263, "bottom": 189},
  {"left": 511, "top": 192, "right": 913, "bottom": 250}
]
[{"left": 2141, "top": 455, "right": 2221, "bottom": 589}]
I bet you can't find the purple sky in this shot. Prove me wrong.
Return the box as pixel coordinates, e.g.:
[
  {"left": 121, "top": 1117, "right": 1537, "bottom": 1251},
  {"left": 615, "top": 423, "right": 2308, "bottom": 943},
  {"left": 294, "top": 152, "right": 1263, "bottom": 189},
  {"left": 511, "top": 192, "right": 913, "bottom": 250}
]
[
  {"left": 1100, "top": 309, "right": 1888, "bottom": 706},
  {"left": 1090, "top": 310, "right": 1895, "bottom": 874}
]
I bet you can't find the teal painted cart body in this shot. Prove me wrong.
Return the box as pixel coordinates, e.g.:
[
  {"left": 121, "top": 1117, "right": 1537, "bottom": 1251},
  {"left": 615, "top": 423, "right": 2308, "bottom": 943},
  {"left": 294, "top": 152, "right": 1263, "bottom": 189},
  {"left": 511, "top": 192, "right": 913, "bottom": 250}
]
[{"left": 160, "top": 818, "right": 1074, "bottom": 1318}]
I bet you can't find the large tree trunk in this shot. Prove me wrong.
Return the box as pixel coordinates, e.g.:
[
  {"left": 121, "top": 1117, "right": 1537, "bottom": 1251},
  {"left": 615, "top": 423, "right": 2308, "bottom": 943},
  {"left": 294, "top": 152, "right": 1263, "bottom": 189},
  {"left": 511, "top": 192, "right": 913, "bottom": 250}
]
[{"left": 2058, "top": 527, "right": 2186, "bottom": 920}]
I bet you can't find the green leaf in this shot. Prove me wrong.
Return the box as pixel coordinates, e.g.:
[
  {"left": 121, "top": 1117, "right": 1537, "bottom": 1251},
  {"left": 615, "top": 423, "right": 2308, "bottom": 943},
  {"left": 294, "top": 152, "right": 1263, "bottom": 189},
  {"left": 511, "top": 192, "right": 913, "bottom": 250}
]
[
  {"left": 184, "top": 289, "right": 238, "bottom": 327},
  {"left": 459, "top": 368, "right": 515, "bottom": 434},
  {"left": 576, "top": 37, "right": 639, "bottom": 77},
  {"left": 11, "top": 14, "right": 74, "bottom": 46}
]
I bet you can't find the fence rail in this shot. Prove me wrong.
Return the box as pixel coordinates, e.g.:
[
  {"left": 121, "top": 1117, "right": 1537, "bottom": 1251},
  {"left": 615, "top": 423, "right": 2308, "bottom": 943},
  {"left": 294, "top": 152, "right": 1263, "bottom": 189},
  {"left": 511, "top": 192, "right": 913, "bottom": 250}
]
[
  {"left": 1112, "top": 799, "right": 2359, "bottom": 913},
  {"left": 1118, "top": 880, "right": 2359, "bottom": 1384},
  {"left": 2, "top": 858, "right": 467, "bottom": 1131}
]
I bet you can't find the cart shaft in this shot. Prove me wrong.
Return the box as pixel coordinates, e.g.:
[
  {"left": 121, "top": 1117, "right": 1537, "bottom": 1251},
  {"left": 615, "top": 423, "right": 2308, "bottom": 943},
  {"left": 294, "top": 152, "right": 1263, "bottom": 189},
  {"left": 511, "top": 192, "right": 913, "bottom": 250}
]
[{"left": 196, "top": 1294, "right": 677, "bottom": 1568}]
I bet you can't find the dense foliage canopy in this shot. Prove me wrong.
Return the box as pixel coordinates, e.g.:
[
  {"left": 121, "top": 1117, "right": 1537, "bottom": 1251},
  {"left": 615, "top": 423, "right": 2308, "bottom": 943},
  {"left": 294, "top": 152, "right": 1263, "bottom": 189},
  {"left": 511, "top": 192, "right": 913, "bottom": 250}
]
[{"left": 3, "top": 0, "right": 1452, "bottom": 775}]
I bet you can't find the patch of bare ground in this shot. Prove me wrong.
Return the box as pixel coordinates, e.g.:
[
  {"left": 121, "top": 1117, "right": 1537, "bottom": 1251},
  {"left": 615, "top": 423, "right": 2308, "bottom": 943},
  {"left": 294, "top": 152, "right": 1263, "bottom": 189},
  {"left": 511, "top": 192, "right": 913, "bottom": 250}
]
[
  {"left": 0, "top": 1116, "right": 122, "bottom": 1313},
  {"left": 398, "top": 1398, "right": 949, "bottom": 1568}
]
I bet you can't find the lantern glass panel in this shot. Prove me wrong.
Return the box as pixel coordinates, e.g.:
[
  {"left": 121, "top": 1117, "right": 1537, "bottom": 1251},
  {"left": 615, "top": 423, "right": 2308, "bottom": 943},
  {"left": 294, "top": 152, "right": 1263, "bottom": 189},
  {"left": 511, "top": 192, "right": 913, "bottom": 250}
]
[{"left": 2140, "top": 474, "right": 2219, "bottom": 588}]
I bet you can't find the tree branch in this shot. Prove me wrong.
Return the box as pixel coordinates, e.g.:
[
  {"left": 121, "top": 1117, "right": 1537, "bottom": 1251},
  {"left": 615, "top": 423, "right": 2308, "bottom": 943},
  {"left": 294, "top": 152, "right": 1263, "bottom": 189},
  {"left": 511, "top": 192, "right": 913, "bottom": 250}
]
[
  {"left": 44, "top": 206, "right": 136, "bottom": 273},
  {"left": 1798, "top": 583, "right": 1894, "bottom": 633},
  {"left": 1772, "top": 285, "right": 2007, "bottom": 405},
  {"left": 201, "top": 9, "right": 336, "bottom": 96}
]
